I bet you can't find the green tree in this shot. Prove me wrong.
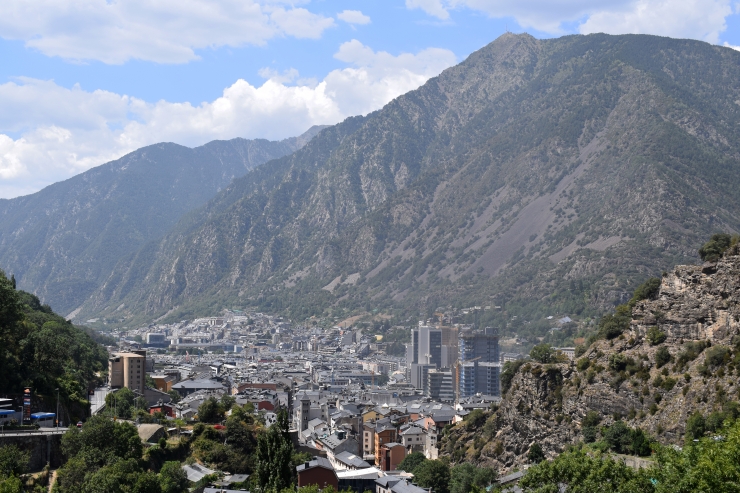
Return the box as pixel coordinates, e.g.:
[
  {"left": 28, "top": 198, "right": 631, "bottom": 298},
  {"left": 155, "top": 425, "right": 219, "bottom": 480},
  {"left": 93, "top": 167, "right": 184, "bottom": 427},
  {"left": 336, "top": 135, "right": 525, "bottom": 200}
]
[
  {"left": 519, "top": 448, "right": 653, "bottom": 493},
  {"left": 198, "top": 397, "right": 225, "bottom": 424},
  {"left": 528, "top": 443, "right": 545, "bottom": 464},
  {"left": 655, "top": 347, "right": 671, "bottom": 369},
  {"left": 646, "top": 326, "right": 667, "bottom": 346},
  {"left": 0, "top": 445, "right": 28, "bottom": 480},
  {"left": 449, "top": 463, "right": 497, "bottom": 493},
  {"left": 686, "top": 412, "right": 706, "bottom": 440},
  {"left": 158, "top": 461, "right": 189, "bottom": 493},
  {"left": 603, "top": 421, "right": 632, "bottom": 454},
  {"left": 61, "top": 415, "right": 143, "bottom": 469},
  {"left": 397, "top": 452, "right": 427, "bottom": 473},
  {"left": 413, "top": 460, "right": 450, "bottom": 493},
  {"left": 501, "top": 360, "right": 525, "bottom": 395},
  {"left": 530, "top": 344, "right": 554, "bottom": 364},
  {"left": 254, "top": 408, "right": 294, "bottom": 492}
]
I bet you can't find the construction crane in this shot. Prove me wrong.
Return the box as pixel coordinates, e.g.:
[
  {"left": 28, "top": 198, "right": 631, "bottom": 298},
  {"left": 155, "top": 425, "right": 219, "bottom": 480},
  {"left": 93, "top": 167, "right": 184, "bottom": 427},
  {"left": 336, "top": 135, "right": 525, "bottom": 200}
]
[{"left": 455, "top": 356, "right": 482, "bottom": 407}]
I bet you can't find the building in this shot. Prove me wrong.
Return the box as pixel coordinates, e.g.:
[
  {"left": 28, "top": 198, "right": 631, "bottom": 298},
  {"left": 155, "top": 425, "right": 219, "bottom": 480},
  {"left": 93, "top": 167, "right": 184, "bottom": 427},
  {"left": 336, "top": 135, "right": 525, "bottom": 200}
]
[
  {"left": 378, "top": 443, "right": 406, "bottom": 472},
  {"left": 458, "top": 328, "right": 501, "bottom": 398},
  {"left": 146, "top": 333, "right": 167, "bottom": 347},
  {"left": 376, "top": 477, "right": 429, "bottom": 493},
  {"left": 374, "top": 424, "right": 398, "bottom": 466},
  {"left": 171, "top": 379, "right": 226, "bottom": 397},
  {"left": 108, "top": 352, "right": 146, "bottom": 393},
  {"left": 297, "top": 457, "right": 338, "bottom": 489},
  {"left": 427, "top": 369, "right": 455, "bottom": 402}
]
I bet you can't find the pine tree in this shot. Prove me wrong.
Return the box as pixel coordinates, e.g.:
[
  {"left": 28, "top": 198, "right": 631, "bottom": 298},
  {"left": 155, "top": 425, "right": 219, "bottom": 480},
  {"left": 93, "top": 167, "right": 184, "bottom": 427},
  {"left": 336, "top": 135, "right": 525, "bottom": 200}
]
[{"left": 254, "top": 408, "right": 294, "bottom": 492}]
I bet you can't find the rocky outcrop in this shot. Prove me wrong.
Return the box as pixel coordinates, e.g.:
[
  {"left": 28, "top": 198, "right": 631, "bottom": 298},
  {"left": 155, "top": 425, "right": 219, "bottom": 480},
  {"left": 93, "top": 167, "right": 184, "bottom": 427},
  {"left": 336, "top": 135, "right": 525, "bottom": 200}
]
[
  {"left": 631, "top": 255, "right": 740, "bottom": 343},
  {"left": 445, "top": 253, "right": 740, "bottom": 473}
]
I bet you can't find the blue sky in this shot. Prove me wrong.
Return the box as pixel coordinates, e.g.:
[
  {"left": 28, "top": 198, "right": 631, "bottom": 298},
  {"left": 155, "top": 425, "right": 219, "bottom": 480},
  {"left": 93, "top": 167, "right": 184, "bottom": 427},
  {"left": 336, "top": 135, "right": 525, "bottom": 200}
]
[{"left": 0, "top": 0, "right": 739, "bottom": 199}]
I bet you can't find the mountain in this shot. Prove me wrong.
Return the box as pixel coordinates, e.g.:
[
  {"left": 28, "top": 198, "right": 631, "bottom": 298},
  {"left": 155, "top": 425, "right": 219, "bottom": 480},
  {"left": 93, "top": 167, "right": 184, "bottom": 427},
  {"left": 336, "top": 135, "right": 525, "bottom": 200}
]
[
  {"left": 75, "top": 33, "right": 740, "bottom": 326},
  {"left": 440, "top": 244, "right": 740, "bottom": 473},
  {"left": 0, "top": 126, "right": 326, "bottom": 315}
]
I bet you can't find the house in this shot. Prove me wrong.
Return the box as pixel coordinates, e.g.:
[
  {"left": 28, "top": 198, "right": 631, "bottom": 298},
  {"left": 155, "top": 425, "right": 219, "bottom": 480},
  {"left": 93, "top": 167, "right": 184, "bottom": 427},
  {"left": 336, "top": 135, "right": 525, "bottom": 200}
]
[
  {"left": 332, "top": 451, "right": 371, "bottom": 471},
  {"left": 149, "top": 403, "right": 176, "bottom": 418},
  {"left": 337, "top": 466, "right": 381, "bottom": 493},
  {"left": 171, "top": 379, "right": 226, "bottom": 397},
  {"left": 297, "top": 457, "right": 338, "bottom": 489},
  {"left": 182, "top": 463, "right": 217, "bottom": 483},
  {"left": 400, "top": 425, "right": 426, "bottom": 453},
  {"left": 374, "top": 424, "right": 398, "bottom": 466},
  {"left": 378, "top": 442, "right": 406, "bottom": 472},
  {"left": 318, "top": 431, "right": 361, "bottom": 464},
  {"left": 376, "top": 476, "right": 429, "bottom": 493}
]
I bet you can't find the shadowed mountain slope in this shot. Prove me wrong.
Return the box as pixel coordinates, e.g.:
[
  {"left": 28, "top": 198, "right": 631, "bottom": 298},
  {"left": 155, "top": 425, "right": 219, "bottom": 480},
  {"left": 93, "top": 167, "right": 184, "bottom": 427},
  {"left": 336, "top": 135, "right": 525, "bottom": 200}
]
[
  {"left": 0, "top": 126, "right": 325, "bottom": 315},
  {"left": 75, "top": 33, "right": 740, "bottom": 326}
]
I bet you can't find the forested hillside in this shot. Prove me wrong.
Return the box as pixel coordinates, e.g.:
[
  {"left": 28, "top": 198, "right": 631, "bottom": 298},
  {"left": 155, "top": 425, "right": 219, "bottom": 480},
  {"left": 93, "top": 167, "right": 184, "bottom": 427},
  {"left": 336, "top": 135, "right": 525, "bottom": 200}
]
[
  {"left": 0, "top": 270, "right": 108, "bottom": 422},
  {"left": 0, "top": 126, "right": 325, "bottom": 316},
  {"left": 75, "top": 33, "right": 740, "bottom": 328}
]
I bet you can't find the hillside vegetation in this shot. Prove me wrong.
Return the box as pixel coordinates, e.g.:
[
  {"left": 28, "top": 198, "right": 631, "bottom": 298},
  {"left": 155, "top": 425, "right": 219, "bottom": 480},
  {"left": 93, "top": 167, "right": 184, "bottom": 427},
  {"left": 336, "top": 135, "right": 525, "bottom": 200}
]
[
  {"left": 74, "top": 33, "right": 740, "bottom": 328},
  {"left": 0, "top": 270, "right": 108, "bottom": 422}
]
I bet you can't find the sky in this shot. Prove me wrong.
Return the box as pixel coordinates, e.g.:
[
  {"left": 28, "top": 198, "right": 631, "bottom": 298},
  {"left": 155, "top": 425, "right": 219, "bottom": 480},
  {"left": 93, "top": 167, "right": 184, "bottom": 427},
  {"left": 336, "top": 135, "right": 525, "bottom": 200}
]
[{"left": 1, "top": 0, "right": 739, "bottom": 199}]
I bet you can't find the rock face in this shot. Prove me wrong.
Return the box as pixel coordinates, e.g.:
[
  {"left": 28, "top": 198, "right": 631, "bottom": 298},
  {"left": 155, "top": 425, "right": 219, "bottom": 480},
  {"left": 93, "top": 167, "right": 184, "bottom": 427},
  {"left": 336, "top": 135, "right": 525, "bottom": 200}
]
[
  {"left": 444, "top": 253, "right": 740, "bottom": 473},
  {"left": 631, "top": 255, "right": 740, "bottom": 343}
]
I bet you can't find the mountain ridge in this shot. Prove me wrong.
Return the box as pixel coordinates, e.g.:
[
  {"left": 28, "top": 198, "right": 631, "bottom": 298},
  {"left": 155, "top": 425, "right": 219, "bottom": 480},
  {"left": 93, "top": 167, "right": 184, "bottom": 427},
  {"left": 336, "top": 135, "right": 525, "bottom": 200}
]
[
  {"left": 51, "top": 33, "right": 740, "bottom": 326},
  {"left": 0, "top": 125, "right": 327, "bottom": 315}
]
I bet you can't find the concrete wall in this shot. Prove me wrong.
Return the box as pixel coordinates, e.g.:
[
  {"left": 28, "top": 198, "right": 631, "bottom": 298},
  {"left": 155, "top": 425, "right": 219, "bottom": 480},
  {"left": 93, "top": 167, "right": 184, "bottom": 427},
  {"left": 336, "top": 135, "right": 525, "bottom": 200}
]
[{"left": 0, "top": 432, "right": 64, "bottom": 471}]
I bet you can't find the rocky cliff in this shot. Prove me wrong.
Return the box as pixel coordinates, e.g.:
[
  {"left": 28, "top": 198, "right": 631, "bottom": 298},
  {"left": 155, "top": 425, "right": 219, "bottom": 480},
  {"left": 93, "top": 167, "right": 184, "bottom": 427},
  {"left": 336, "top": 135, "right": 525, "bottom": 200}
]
[{"left": 443, "top": 251, "right": 740, "bottom": 473}]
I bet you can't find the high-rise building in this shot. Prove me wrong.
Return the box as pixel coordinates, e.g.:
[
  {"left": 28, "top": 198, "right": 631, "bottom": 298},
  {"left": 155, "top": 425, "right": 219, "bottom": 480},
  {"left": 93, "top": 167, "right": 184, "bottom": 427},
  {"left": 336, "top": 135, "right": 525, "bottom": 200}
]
[
  {"left": 408, "top": 326, "right": 441, "bottom": 366},
  {"left": 458, "top": 327, "right": 501, "bottom": 398},
  {"left": 427, "top": 368, "right": 455, "bottom": 402}
]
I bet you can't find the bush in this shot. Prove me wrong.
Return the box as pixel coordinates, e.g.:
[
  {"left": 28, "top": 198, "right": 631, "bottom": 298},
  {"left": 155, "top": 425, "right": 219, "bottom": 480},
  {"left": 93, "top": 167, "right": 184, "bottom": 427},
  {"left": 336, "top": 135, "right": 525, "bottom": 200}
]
[
  {"left": 629, "top": 278, "right": 661, "bottom": 307},
  {"left": 501, "top": 360, "right": 526, "bottom": 395},
  {"left": 582, "top": 426, "right": 597, "bottom": 443},
  {"left": 646, "top": 326, "right": 667, "bottom": 346},
  {"left": 661, "top": 377, "right": 677, "bottom": 392},
  {"left": 530, "top": 344, "right": 554, "bottom": 363},
  {"left": 582, "top": 410, "right": 601, "bottom": 428},
  {"left": 699, "top": 233, "right": 733, "bottom": 262},
  {"left": 609, "top": 353, "right": 634, "bottom": 372},
  {"left": 576, "top": 358, "right": 591, "bottom": 371},
  {"left": 705, "top": 346, "right": 730, "bottom": 368},
  {"left": 686, "top": 411, "right": 705, "bottom": 439},
  {"left": 655, "top": 347, "right": 671, "bottom": 368},
  {"left": 528, "top": 443, "right": 545, "bottom": 464}
]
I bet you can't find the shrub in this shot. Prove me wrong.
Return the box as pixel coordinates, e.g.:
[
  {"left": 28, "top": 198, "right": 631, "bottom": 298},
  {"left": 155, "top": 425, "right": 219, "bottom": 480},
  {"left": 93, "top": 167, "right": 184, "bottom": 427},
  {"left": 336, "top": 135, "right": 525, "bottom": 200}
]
[
  {"left": 582, "top": 426, "right": 597, "bottom": 443},
  {"left": 698, "top": 233, "right": 733, "bottom": 262},
  {"left": 686, "top": 411, "right": 705, "bottom": 439},
  {"left": 629, "top": 278, "right": 661, "bottom": 307},
  {"left": 603, "top": 421, "right": 632, "bottom": 454},
  {"left": 576, "top": 358, "right": 590, "bottom": 371},
  {"left": 528, "top": 443, "right": 545, "bottom": 464},
  {"left": 609, "top": 353, "right": 634, "bottom": 372},
  {"left": 675, "top": 340, "right": 710, "bottom": 370},
  {"left": 582, "top": 411, "right": 601, "bottom": 428},
  {"left": 530, "top": 344, "right": 554, "bottom": 364},
  {"left": 501, "top": 360, "right": 526, "bottom": 395},
  {"left": 646, "top": 326, "right": 667, "bottom": 346},
  {"left": 661, "top": 377, "right": 677, "bottom": 392},
  {"left": 705, "top": 346, "right": 730, "bottom": 368},
  {"left": 655, "top": 346, "right": 671, "bottom": 368}
]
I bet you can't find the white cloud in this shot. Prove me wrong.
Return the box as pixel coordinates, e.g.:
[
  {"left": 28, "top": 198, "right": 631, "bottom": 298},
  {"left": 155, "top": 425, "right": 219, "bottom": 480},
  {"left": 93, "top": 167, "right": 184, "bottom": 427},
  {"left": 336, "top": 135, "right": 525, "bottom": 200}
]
[
  {"left": 406, "top": 0, "right": 451, "bottom": 20},
  {"left": 337, "top": 10, "right": 372, "bottom": 25},
  {"left": 406, "top": 0, "right": 734, "bottom": 43},
  {"left": 0, "top": 41, "right": 457, "bottom": 199},
  {"left": 724, "top": 41, "right": 740, "bottom": 50},
  {"left": 0, "top": 0, "right": 336, "bottom": 64},
  {"left": 579, "top": 0, "right": 732, "bottom": 44}
]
